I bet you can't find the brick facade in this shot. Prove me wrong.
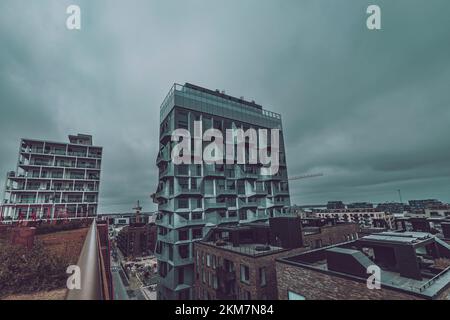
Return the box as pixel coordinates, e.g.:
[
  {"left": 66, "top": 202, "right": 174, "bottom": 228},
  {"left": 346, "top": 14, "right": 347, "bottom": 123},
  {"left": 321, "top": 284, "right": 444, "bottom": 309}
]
[
  {"left": 117, "top": 223, "right": 156, "bottom": 258},
  {"left": 276, "top": 260, "right": 450, "bottom": 300},
  {"left": 303, "top": 223, "right": 360, "bottom": 249},
  {"left": 193, "top": 242, "right": 307, "bottom": 300},
  {"left": 193, "top": 222, "right": 361, "bottom": 300}
]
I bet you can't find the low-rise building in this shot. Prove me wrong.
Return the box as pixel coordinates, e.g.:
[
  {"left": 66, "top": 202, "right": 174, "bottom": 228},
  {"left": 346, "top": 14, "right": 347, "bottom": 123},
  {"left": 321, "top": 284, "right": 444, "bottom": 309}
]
[
  {"left": 192, "top": 217, "right": 360, "bottom": 300},
  {"left": 312, "top": 208, "right": 394, "bottom": 229},
  {"left": 117, "top": 222, "right": 157, "bottom": 258},
  {"left": 276, "top": 231, "right": 450, "bottom": 300}
]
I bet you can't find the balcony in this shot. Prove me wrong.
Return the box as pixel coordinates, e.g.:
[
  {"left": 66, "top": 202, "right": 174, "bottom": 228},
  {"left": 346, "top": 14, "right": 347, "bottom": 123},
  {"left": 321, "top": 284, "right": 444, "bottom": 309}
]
[
  {"left": 275, "top": 198, "right": 290, "bottom": 205},
  {"left": 154, "top": 188, "right": 169, "bottom": 200},
  {"left": 174, "top": 215, "right": 205, "bottom": 228},
  {"left": 235, "top": 168, "right": 259, "bottom": 180},
  {"left": 272, "top": 188, "right": 289, "bottom": 196},
  {"left": 159, "top": 200, "right": 175, "bottom": 212},
  {"left": 249, "top": 187, "right": 268, "bottom": 197},
  {"left": 216, "top": 188, "right": 236, "bottom": 197},
  {"left": 76, "top": 163, "right": 99, "bottom": 169},
  {"left": 204, "top": 199, "right": 227, "bottom": 211},
  {"left": 238, "top": 198, "right": 258, "bottom": 209},
  {"left": 204, "top": 165, "right": 225, "bottom": 177},
  {"left": 173, "top": 185, "right": 202, "bottom": 197}
]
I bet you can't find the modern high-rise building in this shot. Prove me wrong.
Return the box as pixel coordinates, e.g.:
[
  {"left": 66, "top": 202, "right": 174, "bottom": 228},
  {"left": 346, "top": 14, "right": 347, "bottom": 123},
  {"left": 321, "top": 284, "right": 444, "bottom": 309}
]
[
  {"left": 1, "top": 134, "right": 102, "bottom": 221},
  {"left": 153, "top": 83, "right": 291, "bottom": 300}
]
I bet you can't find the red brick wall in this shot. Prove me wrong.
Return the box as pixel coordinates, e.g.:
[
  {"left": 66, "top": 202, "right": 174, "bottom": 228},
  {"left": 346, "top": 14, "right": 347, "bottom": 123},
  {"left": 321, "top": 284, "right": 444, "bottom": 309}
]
[
  {"left": 304, "top": 223, "right": 360, "bottom": 249},
  {"left": 275, "top": 261, "right": 427, "bottom": 300},
  {"left": 194, "top": 242, "right": 307, "bottom": 300}
]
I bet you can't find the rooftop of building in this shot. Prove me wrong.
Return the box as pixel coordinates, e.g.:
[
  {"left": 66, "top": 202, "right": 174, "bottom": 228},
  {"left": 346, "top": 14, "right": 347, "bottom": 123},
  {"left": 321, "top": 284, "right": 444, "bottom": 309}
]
[
  {"left": 278, "top": 231, "right": 450, "bottom": 298},
  {"left": 21, "top": 133, "right": 101, "bottom": 148},
  {"left": 198, "top": 219, "right": 300, "bottom": 257},
  {"left": 197, "top": 240, "right": 287, "bottom": 257},
  {"left": 160, "top": 82, "right": 282, "bottom": 126}
]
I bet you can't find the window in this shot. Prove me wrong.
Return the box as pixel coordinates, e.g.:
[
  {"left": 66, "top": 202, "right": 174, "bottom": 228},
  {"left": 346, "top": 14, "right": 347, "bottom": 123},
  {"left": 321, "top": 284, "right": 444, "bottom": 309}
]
[
  {"left": 259, "top": 267, "right": 267, "bottom": 287},
  {"left": 179, "top": 177, "right": 189, "bottom": 189},
  {"left": 288, "top": 291, "right": 306, "bottom": 300},
  {"left": 206, "top": 254, "right": 211, "bottom": 267},
  {"left": 240, "top": 264, "right": 250, "bottom": 284},
  {"left": 178, "top": 229, "right": 189, "bottom": 241},
  {"left": 178, "top": 198, "right": 189, "bottom": 209},
  {"left": 178, "top": 267, "right": 184, "bottom": 284},
  {"left": 192, "top": 228, "right": 203, "bottom": 239},
  {"left": 178, "top": 244, "right": 189, "bottom": 259},
  {"left": 176, "top": 165, "right": 189, "bottom": 176},
  {"left": 177, "top": 111, "right": 188, "bottom": 129},
  {"left": 212, "top": 255, "right": 217, "bottom": 269},
  {"left": 190, "top": 178, "right": 197, "bottom": 189}
]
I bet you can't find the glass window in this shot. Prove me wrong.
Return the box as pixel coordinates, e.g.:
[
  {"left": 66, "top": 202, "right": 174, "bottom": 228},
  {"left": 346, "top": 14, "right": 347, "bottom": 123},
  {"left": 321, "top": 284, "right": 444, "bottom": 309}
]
[
  {"left": 259, "top": 267, "right": 267, "bottom": 287},
  {"left": 288, "top": 291, "right": 306, "bottom": 300},
  {"left": 240, "top": 264, "right": 250, "bottom": 284}
]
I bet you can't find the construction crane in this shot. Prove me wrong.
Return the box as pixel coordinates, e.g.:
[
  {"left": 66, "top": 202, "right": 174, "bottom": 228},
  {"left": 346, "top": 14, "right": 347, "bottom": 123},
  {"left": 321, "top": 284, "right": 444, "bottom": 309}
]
[{"left": 288, "top": 173, "right": 323, "bottom": 181}]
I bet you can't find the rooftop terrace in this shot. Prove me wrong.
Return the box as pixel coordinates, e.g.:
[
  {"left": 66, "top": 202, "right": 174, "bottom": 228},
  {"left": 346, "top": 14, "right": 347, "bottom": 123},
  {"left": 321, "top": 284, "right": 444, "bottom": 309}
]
[{"left": 160, "top": 83, "right": 283, "bottom": 129}]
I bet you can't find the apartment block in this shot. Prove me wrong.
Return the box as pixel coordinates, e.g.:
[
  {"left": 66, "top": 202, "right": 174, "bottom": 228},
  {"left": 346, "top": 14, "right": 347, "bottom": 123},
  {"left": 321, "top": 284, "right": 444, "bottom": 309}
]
[
  {"left": 1, "top": 134, "right": 102, "bottom": 221},
  {"left": 153, "top": 83, "right": 291, "bottom": 299}
]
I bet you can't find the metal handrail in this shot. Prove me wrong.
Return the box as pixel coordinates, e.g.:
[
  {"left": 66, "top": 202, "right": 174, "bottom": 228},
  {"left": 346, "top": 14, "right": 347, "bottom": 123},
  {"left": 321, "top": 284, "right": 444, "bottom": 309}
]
[{"left": 66, "top": 220, "right": 103, "bottom": 300}]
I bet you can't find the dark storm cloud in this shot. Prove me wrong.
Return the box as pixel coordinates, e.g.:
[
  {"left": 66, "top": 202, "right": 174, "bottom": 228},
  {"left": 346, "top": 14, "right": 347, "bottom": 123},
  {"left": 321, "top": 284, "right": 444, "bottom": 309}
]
[{"left": 1, "top": 0, "right": 450, "bottom": 211}]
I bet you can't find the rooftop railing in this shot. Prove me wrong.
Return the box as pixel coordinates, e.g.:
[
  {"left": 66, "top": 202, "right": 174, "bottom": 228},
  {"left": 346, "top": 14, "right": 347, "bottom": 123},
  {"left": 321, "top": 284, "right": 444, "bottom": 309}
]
[{"left": 66, "top": 220, "right": 112, "bottom": 300}]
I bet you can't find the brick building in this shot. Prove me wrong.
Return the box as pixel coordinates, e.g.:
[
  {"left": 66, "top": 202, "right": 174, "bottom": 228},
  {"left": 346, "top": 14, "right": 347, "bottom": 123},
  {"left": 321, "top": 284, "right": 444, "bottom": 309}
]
[
  {"left": 193, "top": 217, "right": 359, "bottom": 300},
  {"left": 117, "top": 222, "right": 157, "bottom": 258},
  {"left": 276, "top": 231, "right": 450, "bottom": 300},
  {"left": 302, "top": 218, "right": 360, "bottom": 249}
]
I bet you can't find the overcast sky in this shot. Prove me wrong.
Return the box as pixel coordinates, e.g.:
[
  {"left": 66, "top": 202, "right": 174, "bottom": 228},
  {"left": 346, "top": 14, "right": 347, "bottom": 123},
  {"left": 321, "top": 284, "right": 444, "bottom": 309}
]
[{"left": 1, "top": 0, "right": 450, "bottom": 212}]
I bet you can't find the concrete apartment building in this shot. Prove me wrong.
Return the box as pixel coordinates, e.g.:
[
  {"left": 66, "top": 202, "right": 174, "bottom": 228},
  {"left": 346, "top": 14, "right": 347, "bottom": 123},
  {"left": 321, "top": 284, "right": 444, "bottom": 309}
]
[
  {"left": 276, "top": 232, "right": 450, "bottom": 300},
  {"left": 193, "top": 217, "right": 359, "bottom": 300},
  {"left": 153, "top": 83, "right": 291, "bottom": 300},
  {"left": 1, "top": 134, "right": 102, "bottom": 221}
]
